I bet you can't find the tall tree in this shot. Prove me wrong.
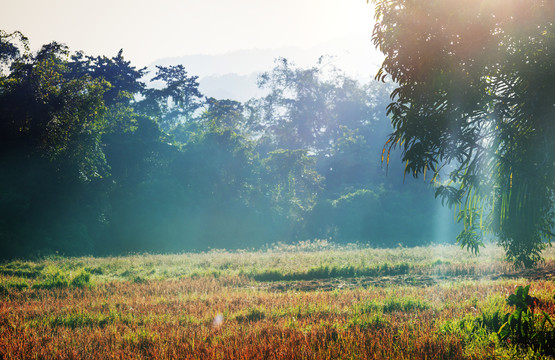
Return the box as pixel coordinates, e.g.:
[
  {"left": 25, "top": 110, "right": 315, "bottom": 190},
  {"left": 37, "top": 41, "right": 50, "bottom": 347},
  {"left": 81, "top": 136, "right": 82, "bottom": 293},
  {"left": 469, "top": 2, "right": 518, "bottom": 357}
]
[
  {"left": 0, "top": 40, "right": 114, "bottom": 257},
  {"left": 201, "top": 97, "right": 245, "bottom": 130},
  {"left": 0, "top": 30, "right": 29, "bottom": 74},
  {"left": 139, "top": 65, "right": 204, "bottom": 131},
  {"left": 68, "top": 49, "right": 146, "bottom": 107},
  {"left": 252, "top": 58, "right": 381, "bottom": 153},
  {"left": 371, "top": 0, "right": 554, "bottom": 266},
  {"left": 0, "top": 41, "right": 110, "bottom": 180}
]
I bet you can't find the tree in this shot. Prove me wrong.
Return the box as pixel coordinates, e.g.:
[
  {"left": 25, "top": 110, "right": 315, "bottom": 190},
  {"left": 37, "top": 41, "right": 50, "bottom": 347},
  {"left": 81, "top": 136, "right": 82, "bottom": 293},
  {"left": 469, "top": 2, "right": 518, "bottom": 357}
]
[
  {"left": 0, "top": 30, "right": 29, "bottom": 75},
  {"left": 252, "top": 57, "right": 380, "bottom": 153},
  {"left": 371, "top": 0, "right": 554, "bottom": 266},
  {"left": 0, "top": 40, "right": 115, "bottom": 257},
  {"left": 319, "top": 126, "right": 376, "bottom": 195},
  {"left": 201, "top": 97, "right": 245, "bottom": 130},
  {"left": 0, "top": 41, "right": 110, "bottom": 181},
  {"left": 68, "top": 49, "right": 146, "bottom": 107},
  {"left": 139, "top": 65, "right": 204, "bottom": 131},
  {"left": 262, "top": 149, "right": 323, "bottom": 217}
]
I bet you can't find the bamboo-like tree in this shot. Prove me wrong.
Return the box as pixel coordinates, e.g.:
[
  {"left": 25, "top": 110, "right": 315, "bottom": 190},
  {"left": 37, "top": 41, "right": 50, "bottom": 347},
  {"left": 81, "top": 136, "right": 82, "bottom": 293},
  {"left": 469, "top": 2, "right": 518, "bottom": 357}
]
[{"left": 371, "top": 0, "right": 554, "bottom": 267}]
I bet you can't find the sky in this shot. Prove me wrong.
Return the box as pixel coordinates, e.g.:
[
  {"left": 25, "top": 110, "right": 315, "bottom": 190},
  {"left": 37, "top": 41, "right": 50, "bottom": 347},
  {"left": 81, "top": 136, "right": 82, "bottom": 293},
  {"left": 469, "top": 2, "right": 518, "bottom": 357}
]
[{"left": 2, "top": 0, "right": 379, "bottom": 70}]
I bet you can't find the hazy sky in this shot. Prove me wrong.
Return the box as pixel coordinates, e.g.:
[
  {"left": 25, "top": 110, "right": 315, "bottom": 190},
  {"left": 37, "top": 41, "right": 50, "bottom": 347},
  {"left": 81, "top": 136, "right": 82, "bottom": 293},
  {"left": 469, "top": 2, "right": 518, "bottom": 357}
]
[{"left": 2, "top": 0, "right": 377, "bottom": 68}]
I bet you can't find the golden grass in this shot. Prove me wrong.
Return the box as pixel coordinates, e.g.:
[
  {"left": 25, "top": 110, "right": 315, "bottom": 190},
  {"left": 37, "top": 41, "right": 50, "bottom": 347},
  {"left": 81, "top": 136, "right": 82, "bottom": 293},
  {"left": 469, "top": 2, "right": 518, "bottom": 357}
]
[{"left": 1, "top": 244, "right": 554, "bottom": 359}]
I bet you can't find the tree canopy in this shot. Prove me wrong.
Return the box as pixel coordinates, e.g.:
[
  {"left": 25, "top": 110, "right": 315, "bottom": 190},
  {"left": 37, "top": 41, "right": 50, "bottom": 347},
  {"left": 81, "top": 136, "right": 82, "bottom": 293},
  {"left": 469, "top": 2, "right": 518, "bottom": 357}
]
[
  {"left": 371, "top": 0, "right": 554, "bottom": 267},
  {"left": 0, "top": 30, "right": 461, "bottom": 259}
]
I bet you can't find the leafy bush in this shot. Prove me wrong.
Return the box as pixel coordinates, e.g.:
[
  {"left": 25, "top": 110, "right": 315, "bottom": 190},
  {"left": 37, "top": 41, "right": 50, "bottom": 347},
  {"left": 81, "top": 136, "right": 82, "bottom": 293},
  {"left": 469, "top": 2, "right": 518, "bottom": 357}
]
[
  {"left": 70, "top": 269, "right": 92, "bottom": 287},
  {"left": 443, "top": 285, "right": 555, "bottom": 356},
  {"left": 359, "top": 297, "right": 430, "bottom": 314},
  {"left": 496, "top": 285, "right": 554, "bottom": 355}
]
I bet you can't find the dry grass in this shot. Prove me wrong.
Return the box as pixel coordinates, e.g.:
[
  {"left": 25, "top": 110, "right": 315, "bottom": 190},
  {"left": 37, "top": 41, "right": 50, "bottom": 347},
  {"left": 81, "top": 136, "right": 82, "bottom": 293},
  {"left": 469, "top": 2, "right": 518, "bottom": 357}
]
[{"left": 1, "top": 243, "right": 554, "bottom": 359}]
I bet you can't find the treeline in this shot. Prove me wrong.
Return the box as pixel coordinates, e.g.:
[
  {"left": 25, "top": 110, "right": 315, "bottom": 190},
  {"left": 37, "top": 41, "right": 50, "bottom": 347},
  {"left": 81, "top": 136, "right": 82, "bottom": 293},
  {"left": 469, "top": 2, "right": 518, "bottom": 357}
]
[{"left": 0, "top": 31, "right": 459, "bottom": 258}]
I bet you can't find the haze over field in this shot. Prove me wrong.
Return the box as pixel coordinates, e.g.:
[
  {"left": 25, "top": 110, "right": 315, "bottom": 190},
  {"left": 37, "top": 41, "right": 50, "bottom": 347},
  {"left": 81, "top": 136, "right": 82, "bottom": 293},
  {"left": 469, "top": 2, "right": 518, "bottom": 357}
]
[
  {"left": 1, "top": 0, "right": 551, "bottom": 266},
  {"left": 156, "top": 36, "right": 384, "bottom": 101},
  {"left": 1, "top": 0, "right": 554, "bottom": 358},
  {"left": 2, "top": 1, "right": 383, "bottom": 102}
]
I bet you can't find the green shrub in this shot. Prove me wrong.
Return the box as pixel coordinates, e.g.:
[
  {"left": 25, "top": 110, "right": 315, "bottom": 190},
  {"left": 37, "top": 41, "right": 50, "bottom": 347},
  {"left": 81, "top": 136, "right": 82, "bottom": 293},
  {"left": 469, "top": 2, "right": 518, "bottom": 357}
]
[
  {"left": 358, "top": 300, "right": 381, "bottom": 314},
  {"left": 70, "top": 269, "right": 91, "bottom": 287},
  {"left": 252, "top": 269, "right": 284, "bottom": 281},
  {"left": 441, "top": 285, "right": 555, "bottom": 357},
  {"left": 431, "top": 259, "right": 451, "bottom": 266},
  {"left": 496, "top": 285, "right": 554, "bottom": 356}
]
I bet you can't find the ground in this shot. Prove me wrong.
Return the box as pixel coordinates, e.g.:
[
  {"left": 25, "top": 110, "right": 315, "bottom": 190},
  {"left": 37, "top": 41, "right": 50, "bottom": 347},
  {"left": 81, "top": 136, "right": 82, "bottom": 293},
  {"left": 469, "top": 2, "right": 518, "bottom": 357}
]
[{"left": 1, "top": 243, "right": 554, "bottom": 359}]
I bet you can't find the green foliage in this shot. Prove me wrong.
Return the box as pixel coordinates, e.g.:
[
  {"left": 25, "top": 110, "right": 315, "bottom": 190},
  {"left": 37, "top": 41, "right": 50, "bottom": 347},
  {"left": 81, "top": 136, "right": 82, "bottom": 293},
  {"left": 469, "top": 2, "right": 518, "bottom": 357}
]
[
  {"left": 0, "top": 40, "right": 139, "bottom": 258},
  {"left": 262, "top": 148, "right": 323, "bottom": 214},
  {"left": 1, "top": 42, "right": 110, "bottom": 181},
  {"left": 358, "top": 297, "right": 430, "bottom": 314},
  {"left": 0, "top": 278, "right": 29, "bottom": 294},
  {"left": 234, "top": 307, "right": 266, "bottom": 323},
  {"left": 443, "top": 285, "right": 555, "bottom": 356},
  {"left": 382, "top": 297, "right": 430, "bottom": 313},
  {"left": 0, "top": 29, "right": 462, "bottom": 258},
  {"left": 70, "top": 269, "right": 92, "bottom": 287},
  {"left": 348, "top": 313, "right": 390, "bottom": 330},
  {"left": 31, "top": 267, "right": 92, "bottom": 290},
  {"left": 252, "top": 57, "right": 390, "bottom": 153},
  {"left": 0, "top": 262, "right": 43, "bottom": 278},
  {"left": 139, "top": 64, "right": 203, "bottom": 130},
  {"left": 32, "top": 267, "right": 70, "bottom": 289},
  {"left": 371, "top": 0, "right": 555, "bottom": 267},
  {"left": 201, "top": 97, "right": 245, "bottom": 130},
  {"left": 251, "top": 262, "right": 411, "bottom": 282},
  {"left": 497, "top": 285, "right": 555, "bottom": 355},
  {"left": 0, "top": 30, "right": 29, "bottom": 70},
  {"left": 123, "top": 329, "right": 160, "bottom": 351},
  {"left": 309, "top": 185, "right": 460, "bottom": 246},
  {"left": 68, "top": 49, "right": 147, "bottom": 108}
]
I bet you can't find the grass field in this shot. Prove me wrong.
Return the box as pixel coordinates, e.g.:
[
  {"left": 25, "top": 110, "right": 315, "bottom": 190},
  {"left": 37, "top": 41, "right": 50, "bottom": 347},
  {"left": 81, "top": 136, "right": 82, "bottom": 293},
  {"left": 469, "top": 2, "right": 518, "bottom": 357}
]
[{"left": 1, "top": 242, "right": 554, "bottom": 359}]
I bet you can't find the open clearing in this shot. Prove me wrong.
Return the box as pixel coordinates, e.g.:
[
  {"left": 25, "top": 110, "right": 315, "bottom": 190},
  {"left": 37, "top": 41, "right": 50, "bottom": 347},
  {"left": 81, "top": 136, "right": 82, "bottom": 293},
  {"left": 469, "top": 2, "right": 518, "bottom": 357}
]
[{"left": 1, "top": 243, "right": 554, "bottom": 359}]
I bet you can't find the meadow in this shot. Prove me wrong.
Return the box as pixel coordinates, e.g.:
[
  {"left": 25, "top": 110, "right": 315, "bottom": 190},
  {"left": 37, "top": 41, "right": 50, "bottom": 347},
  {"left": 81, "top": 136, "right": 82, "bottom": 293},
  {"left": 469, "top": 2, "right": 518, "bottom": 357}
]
[{"left": 1, "top": 242, "right": 554, "bottom": 359}]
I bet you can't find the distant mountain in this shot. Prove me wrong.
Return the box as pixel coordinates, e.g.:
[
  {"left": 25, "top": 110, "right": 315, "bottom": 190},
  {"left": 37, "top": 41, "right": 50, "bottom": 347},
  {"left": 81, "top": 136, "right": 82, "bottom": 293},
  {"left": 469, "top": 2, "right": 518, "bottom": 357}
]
[
  {"left": 150, "top": 35, "right": 384, "bottom": 102},
  {"left": 153, "top": 47, "right": 297, "bottom": 78},
  {"left": 198, "top": 73, "right": 263, "bottom": 103}
]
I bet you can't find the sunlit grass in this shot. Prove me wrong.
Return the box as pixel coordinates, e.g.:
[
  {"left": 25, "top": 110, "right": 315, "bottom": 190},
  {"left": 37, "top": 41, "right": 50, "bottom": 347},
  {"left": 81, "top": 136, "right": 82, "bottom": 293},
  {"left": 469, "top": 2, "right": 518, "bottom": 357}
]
[
  {"left": 1, "top": 243, "right": 554, "bottom": 359},
  {"left": 3, "top": 242, "right": 552, "bottom": 286}
]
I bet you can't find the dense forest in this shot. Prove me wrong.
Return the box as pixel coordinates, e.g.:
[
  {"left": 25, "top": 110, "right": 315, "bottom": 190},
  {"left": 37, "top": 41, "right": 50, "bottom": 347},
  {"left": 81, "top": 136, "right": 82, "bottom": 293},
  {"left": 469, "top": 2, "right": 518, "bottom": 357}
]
[{"left": 0, "top": 31, "right": 460, "bottom": 259}]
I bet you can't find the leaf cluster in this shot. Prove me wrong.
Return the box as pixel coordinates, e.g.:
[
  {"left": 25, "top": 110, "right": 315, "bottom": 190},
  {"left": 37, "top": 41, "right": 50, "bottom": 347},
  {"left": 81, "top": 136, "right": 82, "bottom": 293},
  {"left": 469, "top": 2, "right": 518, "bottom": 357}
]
[{"left": 371, "top": 0, "right": 555, "bottom": 266}]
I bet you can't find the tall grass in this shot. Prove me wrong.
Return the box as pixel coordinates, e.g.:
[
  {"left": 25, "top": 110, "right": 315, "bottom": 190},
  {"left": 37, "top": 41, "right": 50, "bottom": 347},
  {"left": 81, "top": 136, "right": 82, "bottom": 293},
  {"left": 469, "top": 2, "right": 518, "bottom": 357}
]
[
  {"left": 3, "top": 242, "right": 551, "bottom": 287},
  {"left": 1, "top": 243, "right": 554, "bottom": 359}
]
